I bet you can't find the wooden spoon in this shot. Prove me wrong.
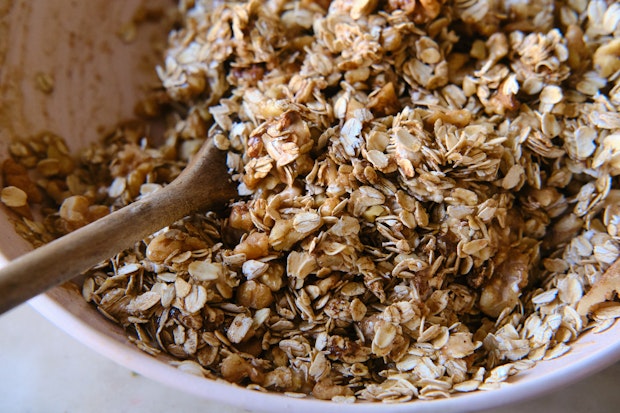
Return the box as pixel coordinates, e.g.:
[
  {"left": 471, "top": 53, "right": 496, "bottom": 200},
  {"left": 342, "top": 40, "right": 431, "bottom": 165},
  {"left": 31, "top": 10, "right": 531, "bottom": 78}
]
[{"left": 0, "top": 139, "right": 237, "bottom": 315}]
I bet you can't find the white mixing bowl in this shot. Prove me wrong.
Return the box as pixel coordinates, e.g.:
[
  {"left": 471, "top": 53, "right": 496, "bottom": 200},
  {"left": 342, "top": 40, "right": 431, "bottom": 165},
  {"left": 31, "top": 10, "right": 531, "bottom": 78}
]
[{"left": 1, "top": 1, "right": 620, "bottom": 412}]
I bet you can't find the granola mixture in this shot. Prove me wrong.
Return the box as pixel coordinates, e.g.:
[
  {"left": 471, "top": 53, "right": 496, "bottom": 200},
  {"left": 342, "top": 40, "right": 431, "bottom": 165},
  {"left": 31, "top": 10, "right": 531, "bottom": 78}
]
[{"left": 3, "top": 0, "right": 620, "bottom": 403}]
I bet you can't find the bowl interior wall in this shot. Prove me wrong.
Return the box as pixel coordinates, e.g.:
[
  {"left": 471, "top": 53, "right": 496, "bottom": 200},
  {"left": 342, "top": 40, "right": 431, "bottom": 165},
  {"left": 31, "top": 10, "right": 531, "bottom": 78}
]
[{"left": 0, "top": 0, "right": 172, "bottom": 343}]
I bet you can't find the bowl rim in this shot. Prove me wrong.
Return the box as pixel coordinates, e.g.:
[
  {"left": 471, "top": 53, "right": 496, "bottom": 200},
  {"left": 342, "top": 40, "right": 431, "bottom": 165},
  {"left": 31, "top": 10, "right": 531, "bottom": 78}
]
[{"left": 29, "top": 291, "right": 620, "bottom": 413}]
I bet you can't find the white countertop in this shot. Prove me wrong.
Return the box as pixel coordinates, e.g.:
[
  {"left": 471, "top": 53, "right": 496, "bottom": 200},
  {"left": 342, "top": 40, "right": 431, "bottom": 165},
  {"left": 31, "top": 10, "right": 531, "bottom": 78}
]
[{"left": 1, "top": 303, "right": 619, "bottom": 413}]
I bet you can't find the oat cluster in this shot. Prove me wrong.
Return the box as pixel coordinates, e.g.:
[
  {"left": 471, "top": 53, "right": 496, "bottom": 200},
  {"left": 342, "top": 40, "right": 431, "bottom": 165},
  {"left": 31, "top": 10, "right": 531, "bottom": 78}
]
[{"left": 3, "top": 0, "right": 620, "bottom": 403}]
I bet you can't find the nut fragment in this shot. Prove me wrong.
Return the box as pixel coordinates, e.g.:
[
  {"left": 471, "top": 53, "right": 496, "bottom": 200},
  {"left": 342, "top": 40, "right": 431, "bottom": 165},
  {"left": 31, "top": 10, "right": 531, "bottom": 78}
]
[
  {"left": 593, "top": 38, "right": 620, "bottom": 78},
  {"left": 146, "top": 231, "right": 208, "bottom": 263},
  {"left": 237, "top": 280, "right": 274, "bottom": 309},
  {"left": 234, "top": 232, "right": 269, "bottom": 259},
  {"left": 479, "top": 253, "right": 530, "bottom": 318},
  {"left": 577, "top": 259, "right": 620, "bottom": 316}
]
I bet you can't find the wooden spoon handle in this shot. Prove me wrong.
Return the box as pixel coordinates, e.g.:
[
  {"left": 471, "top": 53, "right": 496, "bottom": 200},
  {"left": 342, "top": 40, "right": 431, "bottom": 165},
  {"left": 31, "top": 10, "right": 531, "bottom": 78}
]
[
  {"left": 0, "top": 141, "right": 234, "bottom": 314},
  {"left": 0, "top": 185, "right": 186, "bottom": 314}
]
